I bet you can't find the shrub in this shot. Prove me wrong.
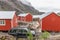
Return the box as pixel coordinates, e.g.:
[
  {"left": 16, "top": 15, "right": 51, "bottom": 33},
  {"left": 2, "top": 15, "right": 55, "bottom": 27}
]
[
  {"left": 40, "top": 31, "right": 50, "bottom": 40},
  {"left": 27, "top": 29, "right": 33, "bottom": 40}
]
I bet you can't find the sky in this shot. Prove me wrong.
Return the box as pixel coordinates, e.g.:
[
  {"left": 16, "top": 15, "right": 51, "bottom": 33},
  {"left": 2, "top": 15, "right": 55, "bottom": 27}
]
[{"left": 26, "top": 0, "right": 60, "bottom": 12}]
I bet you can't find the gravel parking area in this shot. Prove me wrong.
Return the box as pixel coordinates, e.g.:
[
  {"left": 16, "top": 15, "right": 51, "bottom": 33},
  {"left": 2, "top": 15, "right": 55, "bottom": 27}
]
[
  {"left": 46, "top": 32, "right": 60, "bottom": 40},
  {"left": 0, "top": 32, "right": 60, "bottom": 40},
  {"left": 0, "top": 32, "right": 16, "bottom": 40}
]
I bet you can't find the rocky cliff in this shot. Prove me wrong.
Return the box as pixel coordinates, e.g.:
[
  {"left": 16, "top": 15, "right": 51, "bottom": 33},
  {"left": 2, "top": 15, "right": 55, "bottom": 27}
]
[{"left": 0, "top": 0, "right": 44, "bottom": 15}]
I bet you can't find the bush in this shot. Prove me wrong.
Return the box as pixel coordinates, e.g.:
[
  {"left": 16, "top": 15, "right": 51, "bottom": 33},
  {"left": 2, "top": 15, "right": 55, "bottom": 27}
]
[
  {"left": 40, "top": 31, "right": 50, "bottom": 40},
  {"left": 27, "top": 30, "right": 33, "bottom": 40}
]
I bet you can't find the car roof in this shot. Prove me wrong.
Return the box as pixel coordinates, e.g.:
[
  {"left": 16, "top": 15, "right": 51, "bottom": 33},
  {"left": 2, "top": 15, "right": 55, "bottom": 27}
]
[{"left": 11, "top": 27, "right": 29, "bottom": 31}]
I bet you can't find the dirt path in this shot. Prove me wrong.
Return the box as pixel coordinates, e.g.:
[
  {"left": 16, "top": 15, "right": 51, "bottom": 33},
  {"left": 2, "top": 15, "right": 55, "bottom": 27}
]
[{"left": 47, "top": 34, "right": 60, "bottom": 40}]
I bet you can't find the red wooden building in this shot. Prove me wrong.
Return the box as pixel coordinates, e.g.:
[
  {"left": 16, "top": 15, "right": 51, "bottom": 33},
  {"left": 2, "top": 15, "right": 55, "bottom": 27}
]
[
  {"left": 0, "top": 11, "right": 18, "bottom": 31},
  {"left": 40, "top": 12, "right": 60, "bottom": 32},
  {"left": 18, "top": 13, "right": 32, "bottom": 22}
]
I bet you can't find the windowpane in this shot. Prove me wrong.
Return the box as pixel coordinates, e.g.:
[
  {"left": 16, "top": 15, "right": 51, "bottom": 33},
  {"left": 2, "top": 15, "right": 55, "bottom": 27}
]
[{"left": 0, "top": 20, "right": 5, "bottom": 25}]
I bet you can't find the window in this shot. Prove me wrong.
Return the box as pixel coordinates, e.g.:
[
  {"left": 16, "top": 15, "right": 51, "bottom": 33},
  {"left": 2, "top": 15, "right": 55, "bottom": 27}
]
[
  {"left": 21, "top": 17, "right": 26, "bottom": 21},
  {"left": 18, "top": 29, "right": 27, "bottom": 34},
  {"left": 0, "top": 20, "right": 5, "bottom": 25}
]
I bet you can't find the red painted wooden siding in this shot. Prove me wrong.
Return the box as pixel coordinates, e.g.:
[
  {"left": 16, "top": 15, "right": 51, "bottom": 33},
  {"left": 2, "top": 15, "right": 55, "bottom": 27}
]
[
  {"left": 0, "top": 14, "right": 18, "bottom": 31},
  {"left": 18, "top": 16, "right": 25, "bottom": 21},
  {"left": 18, "top": 16, "right": 21, "bottom": 21},
  {"left": 18, "top": 13, "right": 32, "bottom": 22},
  {"left": 25, "top": 14, "right": 32, "bottom": 22},
  {"left": 42, "top": 12, "right": 60, "bottom": 32},
  {"left": 0, "top": 19, "right": 11, "bottom": 31},
  {"left": 12, "top": 14, "right": 18, "bottom": 27}
]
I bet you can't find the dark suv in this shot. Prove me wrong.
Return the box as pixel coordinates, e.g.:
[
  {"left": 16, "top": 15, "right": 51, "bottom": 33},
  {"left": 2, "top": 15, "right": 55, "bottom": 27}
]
[{"left": 8, "top": 27, "right": 35, "bottom": 38}]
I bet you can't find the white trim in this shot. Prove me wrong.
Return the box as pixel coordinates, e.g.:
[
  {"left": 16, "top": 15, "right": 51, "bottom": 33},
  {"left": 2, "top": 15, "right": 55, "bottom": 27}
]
[{"left": 41, "top": 20, "right": 42, "bottom": 32}]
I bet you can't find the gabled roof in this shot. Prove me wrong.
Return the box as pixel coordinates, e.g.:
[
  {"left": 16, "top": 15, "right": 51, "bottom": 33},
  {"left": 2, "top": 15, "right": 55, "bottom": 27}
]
[
  {"left": 18, "top": 13, "right": 29, "bottom": 17},
  {"left": 33, "top": 12, "right": 54, "bottom": 19},
  {"left": 0, "top": 11, "right": 16, "bottom": 19},
  {"left": 40, "top": 12, "right": 57, "bottom": 19}
]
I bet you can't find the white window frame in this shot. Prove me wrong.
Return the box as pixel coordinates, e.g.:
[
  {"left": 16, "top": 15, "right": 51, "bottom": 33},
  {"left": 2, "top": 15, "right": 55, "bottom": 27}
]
[{"left": 0, "top": 20, "right": 5, "bottom": 25}]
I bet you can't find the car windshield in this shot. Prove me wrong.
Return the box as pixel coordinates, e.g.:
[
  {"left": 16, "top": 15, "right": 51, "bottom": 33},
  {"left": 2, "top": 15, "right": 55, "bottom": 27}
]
[{"left": 10, "top": 29, "right": 17, "bottom": 33}]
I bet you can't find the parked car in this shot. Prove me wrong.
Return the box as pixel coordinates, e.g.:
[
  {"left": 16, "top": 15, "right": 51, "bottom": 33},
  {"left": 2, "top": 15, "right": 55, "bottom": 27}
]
[{"left": 8, "top": 27, "right": 35, "bottom": 38}]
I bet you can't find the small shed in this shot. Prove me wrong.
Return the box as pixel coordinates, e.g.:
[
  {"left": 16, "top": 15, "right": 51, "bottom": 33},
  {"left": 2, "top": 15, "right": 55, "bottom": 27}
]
[
  {"left": 40, "top": 12, "right": 60, "bottom": 32},
  {"left": 18, "top": 13, "right": 32, "bottom": 22},
  {"left": 0, "top": 11, "right": 18, "bottom": 31}
]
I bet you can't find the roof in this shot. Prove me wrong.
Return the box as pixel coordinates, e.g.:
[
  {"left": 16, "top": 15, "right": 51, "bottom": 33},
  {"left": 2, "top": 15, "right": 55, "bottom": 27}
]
[
  {"left": 33, "top": 12, "right": 55, "bottom": 19},
  {"left": 0, "top": 11, "right": 16, "bottom": 19},
  {"left": 18, "top": 13, "right": 29, "bottom": 17},
  {"left": 33, "top": 15, "right": 40, "bottom": 18},
  {"left": 55, "top": 12, "right": 60, "bottom": 16},
  {"left": 39, "top": 12, "right": 57, "bottom": 19}
]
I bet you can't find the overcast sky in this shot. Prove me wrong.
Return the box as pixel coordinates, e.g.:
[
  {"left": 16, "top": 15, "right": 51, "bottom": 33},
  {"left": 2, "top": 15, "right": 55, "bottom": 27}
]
[{"left": 26, "top": 0, "right": 60, "bottom": 12}]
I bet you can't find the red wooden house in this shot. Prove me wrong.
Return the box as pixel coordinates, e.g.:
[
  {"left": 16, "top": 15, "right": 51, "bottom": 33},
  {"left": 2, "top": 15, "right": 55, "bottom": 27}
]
[
  {"left": 40, "top": 12, "right": 60, "bottom": 32},
  {"left": 0, "top": 11, "right": 18, "bottom": 31},
  {"left": 18, "top": 13, "right": 32, "bottom": 22}
]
